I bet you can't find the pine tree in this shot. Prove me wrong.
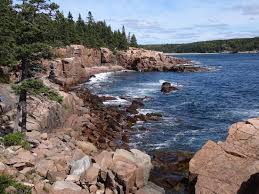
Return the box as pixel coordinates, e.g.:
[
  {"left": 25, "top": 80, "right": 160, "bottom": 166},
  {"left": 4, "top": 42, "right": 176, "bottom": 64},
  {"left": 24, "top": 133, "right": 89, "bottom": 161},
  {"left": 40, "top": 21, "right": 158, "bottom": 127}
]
[
  {"left": 130, "top": 34, "right": 138, "bottom": 47},
  {"left": 14, "top": 0, "right": 59, "bottom": 132},
  {"left": 0, "top": 0, "right": 17, "bottom": 66},
  {"left": 87, "top": 11, "right": 94, "bottom": 24}
]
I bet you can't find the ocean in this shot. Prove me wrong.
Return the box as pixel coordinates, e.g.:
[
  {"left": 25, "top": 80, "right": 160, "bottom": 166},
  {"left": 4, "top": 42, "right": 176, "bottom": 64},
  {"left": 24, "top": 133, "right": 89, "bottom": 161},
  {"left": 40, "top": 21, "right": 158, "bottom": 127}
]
[{"left": 85, "top": 53, "right": 259, "bottom": 153}]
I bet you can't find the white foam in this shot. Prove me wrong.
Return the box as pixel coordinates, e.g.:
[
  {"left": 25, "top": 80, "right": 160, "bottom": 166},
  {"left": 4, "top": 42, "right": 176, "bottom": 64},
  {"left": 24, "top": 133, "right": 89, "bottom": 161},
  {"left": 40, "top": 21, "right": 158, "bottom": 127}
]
[
  {"left": 159, "top": 80, "right": 183, "bottom": 87},
  {"left": 137, "top": 109, "right": 158, "bottom": 115},
  {"left": 88, "top": 72, "right": 114, "bottom": 84},
  {"left": 103, "top": 96, "right": 131, "bottom": 106}
]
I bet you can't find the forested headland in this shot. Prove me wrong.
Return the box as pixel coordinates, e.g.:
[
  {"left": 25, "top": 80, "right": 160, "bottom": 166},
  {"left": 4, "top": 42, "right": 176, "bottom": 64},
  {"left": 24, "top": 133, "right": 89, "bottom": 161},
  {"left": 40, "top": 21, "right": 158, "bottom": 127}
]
[
  {"left": 142, "top": 37, "right": 259, "bottom": 53},
  {"left": 0, "top": 0, "right": 138, "bottom": 67}
]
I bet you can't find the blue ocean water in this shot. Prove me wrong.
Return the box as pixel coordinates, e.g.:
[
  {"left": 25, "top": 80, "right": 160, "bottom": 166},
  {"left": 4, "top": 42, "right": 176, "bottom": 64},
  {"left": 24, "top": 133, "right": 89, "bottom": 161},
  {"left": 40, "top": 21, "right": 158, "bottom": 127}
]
[{"left": 85, "top": 54, "right": 259, "bottom": 152}]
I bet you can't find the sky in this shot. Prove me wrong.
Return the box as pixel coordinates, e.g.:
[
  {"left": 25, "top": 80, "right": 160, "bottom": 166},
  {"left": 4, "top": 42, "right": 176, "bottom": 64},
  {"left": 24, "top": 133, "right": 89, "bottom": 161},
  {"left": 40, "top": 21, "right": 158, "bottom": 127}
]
[{"left": 54, "top": 0, "right": 259, "bottom": 44}]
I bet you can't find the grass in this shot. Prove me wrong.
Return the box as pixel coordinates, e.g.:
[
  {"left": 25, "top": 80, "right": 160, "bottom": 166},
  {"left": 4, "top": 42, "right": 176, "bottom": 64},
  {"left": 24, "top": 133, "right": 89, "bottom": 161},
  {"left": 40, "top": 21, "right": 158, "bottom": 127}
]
[
  {"left": 0, "top": 175, "right": 31, "bottom": 194},
  {"left": 0, "top": 132, "right": 31, "bottom": 150},
  {"left": 12, "top": 79, "right": 63, "bottom": 103}
]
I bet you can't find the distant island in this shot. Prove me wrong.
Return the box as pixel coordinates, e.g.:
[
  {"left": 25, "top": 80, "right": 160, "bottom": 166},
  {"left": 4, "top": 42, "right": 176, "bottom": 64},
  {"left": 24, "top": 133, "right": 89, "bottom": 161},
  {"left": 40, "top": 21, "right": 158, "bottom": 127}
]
[{"left": 142, "top": 37, "right": 259, "bottom": 53}]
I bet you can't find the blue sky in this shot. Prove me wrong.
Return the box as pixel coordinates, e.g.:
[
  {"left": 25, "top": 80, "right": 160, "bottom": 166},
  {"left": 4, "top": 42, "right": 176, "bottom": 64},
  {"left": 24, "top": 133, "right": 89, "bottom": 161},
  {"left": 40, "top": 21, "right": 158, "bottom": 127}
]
[{"left": 54, "top": 0, "right": 259, "bottom": 44}]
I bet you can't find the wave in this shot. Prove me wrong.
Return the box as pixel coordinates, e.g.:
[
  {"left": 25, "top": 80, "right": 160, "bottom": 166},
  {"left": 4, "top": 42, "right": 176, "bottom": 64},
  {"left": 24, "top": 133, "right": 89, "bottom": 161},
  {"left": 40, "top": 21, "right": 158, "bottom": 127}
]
[
  {"left": 102, "top": 96, "right": 131, "bottom": 106},
  {"left": 88, "top": 72, "right": 115, "bottom": 84}
]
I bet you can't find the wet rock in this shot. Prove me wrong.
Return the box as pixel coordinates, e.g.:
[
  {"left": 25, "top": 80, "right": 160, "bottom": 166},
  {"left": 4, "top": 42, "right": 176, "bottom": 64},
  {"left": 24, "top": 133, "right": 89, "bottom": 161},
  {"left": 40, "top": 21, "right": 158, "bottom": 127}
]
[
  {"left": 126, "top": 100, "right": 145, "bottom": 114},
  {"left": 150, "top": 151, "right": 193, "bottom": 194},
  {"left": 161, "top": 82, "right": 178, "bottom": 94},
  {"left": 70, "top": 156, "right": 91, "bottom": 177}
]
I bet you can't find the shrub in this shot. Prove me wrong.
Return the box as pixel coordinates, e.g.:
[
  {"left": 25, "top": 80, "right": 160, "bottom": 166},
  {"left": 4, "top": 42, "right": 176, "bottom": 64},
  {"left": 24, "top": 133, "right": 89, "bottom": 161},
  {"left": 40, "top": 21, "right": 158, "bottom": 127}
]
[
  {"left": 12, "top": 79, "right": 63, "bottom": 103},
  {"left": 1, "top": 132, "right": 30, "bottom": 150},
  {"left": 0, "top": 175, "right": 31, "bottom": 194}
]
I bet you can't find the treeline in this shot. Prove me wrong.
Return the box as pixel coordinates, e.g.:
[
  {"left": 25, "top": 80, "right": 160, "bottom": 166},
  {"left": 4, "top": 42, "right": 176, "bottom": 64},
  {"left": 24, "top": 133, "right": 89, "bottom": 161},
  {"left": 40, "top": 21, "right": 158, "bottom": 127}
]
[
  {"left": 142, "top": 37, "right": 259, "bottom": 53},
  {"left": 0, "top": 0, "right": 138, "bottom": 67}
]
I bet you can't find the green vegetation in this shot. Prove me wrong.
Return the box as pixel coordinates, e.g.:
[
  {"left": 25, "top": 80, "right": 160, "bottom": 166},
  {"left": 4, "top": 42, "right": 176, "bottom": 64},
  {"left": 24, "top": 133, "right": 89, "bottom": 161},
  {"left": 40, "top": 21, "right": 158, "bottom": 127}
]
[
  {"left": 0, "top": 0, "right": 138, "bottom": 68},
  {"left": 142, "top": 37, "right": 259, "bottom": 53},
  {"left": 0, "top": 132, "right": 30, "bottom": 150},
  {"left": 0, "top": 175, "right": 31, "bottom": 194},
  {"left": 12, "top": 79, "right": 63, "bottom": 104}
]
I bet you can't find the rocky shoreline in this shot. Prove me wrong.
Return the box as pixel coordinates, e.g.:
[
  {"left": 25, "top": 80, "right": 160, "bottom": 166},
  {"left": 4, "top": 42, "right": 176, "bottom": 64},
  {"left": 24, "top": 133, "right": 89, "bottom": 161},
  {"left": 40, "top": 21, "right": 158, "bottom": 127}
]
[
  {"left": 2, "top": 45, "right": 258, "bottom": 194},
  {"left": 0, "top": 45, "right": 207, "bottom": 194}
]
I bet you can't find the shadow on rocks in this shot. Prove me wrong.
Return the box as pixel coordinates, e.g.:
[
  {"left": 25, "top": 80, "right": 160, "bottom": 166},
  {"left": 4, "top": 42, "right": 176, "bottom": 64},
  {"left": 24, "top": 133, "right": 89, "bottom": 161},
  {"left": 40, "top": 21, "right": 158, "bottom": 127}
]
[{"left": 238, "top": 173, "right": 259, "bottom": 194}]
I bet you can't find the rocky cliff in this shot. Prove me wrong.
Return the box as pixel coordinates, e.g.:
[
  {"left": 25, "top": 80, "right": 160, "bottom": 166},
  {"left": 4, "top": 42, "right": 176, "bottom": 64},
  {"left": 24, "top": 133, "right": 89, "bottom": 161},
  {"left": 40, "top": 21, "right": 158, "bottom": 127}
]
[
  {"left": 190, "top": 117, "right": 259, "bottom": 194},
  {"left": 42, "top": 45, "right": 206, "bottom": 87}
]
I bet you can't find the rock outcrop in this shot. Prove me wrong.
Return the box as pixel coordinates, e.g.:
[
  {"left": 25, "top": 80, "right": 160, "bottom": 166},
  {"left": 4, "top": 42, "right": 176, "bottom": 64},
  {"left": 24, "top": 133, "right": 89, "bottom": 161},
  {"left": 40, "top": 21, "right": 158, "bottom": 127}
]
[
  {"left": 161, "top": 82, "right": 178, "bottom": 94},
  {"left": 43, "top": 45, "right": 125, "bottom": 87},
  {"left": 190, "top": 117, "right": 259, "bottom": 194},
  {"left": 116, "top": 47, "right": 206, "bottom": 72},
  {"left": 41, "top": 45, "right": 206, "bottom": 87}
]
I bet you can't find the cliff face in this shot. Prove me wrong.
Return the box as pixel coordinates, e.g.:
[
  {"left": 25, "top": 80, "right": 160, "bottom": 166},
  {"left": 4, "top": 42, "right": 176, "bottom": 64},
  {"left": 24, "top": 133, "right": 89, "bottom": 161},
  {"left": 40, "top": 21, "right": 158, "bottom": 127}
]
[
  {"left": 116, "top": 47, "right": 197, "bottom": 72},
  {"left": 190, "top": 117, "right": 259, "bottom": 194},
  {"left": 42, "top": 45, "right": 205, "bottom": 87}
]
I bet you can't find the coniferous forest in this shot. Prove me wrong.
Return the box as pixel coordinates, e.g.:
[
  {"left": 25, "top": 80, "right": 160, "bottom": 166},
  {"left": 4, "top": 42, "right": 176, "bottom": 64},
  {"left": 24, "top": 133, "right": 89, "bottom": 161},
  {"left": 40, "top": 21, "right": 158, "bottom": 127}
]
[
  {"left": 0, "top": 0, "right": 138, "bottom": 67},
  {"left": 142, "top": 37, "right": 259, "bottom": 53}
]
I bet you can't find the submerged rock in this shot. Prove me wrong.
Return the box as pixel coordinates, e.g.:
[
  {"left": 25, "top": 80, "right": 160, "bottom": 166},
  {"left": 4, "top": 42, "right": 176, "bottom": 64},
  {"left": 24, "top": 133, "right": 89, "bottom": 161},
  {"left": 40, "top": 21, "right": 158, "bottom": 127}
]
[{"left": 161, "top": 82, "right": 178, "bottom": 94}]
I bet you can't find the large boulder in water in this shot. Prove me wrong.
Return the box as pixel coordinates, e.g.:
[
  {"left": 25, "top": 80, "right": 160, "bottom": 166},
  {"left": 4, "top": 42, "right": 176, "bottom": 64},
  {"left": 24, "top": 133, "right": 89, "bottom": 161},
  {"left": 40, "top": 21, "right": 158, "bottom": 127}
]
[{"left": 161, "top": 82, "right": 178, "bottom": 93}]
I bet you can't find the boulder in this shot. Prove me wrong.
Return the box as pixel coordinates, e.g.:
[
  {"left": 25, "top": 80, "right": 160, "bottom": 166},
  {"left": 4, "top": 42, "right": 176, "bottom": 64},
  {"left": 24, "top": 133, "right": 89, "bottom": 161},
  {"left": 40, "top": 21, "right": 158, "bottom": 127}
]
[
  {"left": 52, "top": 181, "right": 82, "bottom": 191},
  {"left": 131, "top": 149, "right": 153, "bottom": 188},
  {"left": 93, "top": 151, "right": 113, "bottom": 170},
  {"left": 36, "top": 159, "right": 57, "bottom": 177},
  {"left": 111, "top": 160, "right": 137, "bottom": 193},
  {"left": 4, "top": 186, "right": 17, "bottom": 194},
  {"left": 136, "top": 182, "right": 165, "bottom": 194},
  {"left": 84, "top": 166, "right": 99, "bottom": 184},
  {"left": 76, "top": 141, "right": 97, "bottom": 155},
  {"left": 161, "top": 82, "right": 178, "bottom": 94},
  {"left": 190, "top": 117, "right": 259, "bottom": 194},
  {"left": 0, "top": 162, "right": 7, "bottom": 175},
  {"left": 70, "top": 156, "right": 91, "bottom": 177},
  {"left": 47, "top": 171, "right": 67, "bottom": 182}
]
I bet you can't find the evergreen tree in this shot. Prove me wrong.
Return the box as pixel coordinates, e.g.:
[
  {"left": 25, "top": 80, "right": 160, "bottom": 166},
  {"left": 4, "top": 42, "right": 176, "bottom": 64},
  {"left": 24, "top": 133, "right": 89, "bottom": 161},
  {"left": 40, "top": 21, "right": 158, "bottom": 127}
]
[
  {"left": 14, "top": 0, "right": 59, "bottom": 132},
  {"left": 0, "top": 0, "right": 17, "bottom": 66},
  {"left": 130, "top": 34, "right": 138, "bottom": 47},
  {"left": 87, "top": 11, "right": 94, "bottom": 24}
]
